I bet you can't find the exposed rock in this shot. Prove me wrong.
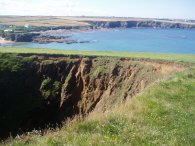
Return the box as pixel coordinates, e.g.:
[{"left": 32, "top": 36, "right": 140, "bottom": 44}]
[
  {"left": 88, "top": 20, "right": 195, "bottom": 29},
  {"left": 33, "top": 35, "right": 90, "bottom": 44},
  {"left": 33, "top": 35, "right": 68, "bottom": 43},
  {"left": 9, "top": 33, "right": 40, "bottom": 42},
  {"left": 2, "top": 32, "right": 90, "bottom": 44}
]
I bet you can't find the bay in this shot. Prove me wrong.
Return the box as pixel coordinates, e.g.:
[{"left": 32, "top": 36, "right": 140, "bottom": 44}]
[{"left": 12, "top": 28, "right": 195, "bottom": 54}]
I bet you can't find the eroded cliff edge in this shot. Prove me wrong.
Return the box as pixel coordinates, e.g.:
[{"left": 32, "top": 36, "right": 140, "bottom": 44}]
[{"left": 0, "top": 54, "right": 184, "bottom": 139}]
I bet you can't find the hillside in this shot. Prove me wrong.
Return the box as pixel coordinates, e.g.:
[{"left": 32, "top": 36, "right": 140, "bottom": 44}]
[{"left": 0, "top": 51, "right": 194, "bottom": 145}]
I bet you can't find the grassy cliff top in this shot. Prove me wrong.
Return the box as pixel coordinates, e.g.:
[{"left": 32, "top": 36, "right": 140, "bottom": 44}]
[{"left": 0, "top": 47, "right": 195, "bottom": 63}]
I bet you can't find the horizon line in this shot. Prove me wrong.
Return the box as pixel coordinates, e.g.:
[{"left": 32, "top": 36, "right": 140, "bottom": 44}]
[{"left": 0, "top": 15, "right": 194, "bottom": 21}]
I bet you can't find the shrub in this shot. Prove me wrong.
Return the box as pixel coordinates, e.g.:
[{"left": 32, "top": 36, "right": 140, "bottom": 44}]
[{"left": 40, "top": 77, "right": 62, "bottom": 100}]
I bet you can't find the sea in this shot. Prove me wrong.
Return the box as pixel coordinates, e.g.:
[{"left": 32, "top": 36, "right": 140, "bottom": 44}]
[{"left": 8, "top": 28, "right": 195, "bottom": 54}]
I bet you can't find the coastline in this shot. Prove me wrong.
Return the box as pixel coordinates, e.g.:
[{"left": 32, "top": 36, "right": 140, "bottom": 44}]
[{"left": 0, "top": 37, "right": 14, "bottom": 46}]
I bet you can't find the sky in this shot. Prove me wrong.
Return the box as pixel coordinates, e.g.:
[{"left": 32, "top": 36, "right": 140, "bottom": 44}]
[{"left": 0, "top": 0, "right": 194, "bottom": 19}]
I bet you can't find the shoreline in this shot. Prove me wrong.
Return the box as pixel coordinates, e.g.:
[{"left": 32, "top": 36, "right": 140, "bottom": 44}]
[{"left": 0, "top": 37, "right": 14, "bottom": 45}]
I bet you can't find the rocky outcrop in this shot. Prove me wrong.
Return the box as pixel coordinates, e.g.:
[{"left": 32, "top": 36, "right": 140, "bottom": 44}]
[
  {"left": 0, "top": 54, "right": 184, "bottom": 139},
  {"left": 8, "top": 33, "right": 40, "bottom": 42},
  {"left": 33, "top": 35, "right": 90, "bottom": 44},
  {"left": 3, "top": 32, "right": 90, "bottom": 44}
]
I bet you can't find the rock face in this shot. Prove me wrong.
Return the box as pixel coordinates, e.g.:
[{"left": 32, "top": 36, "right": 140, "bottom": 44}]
[
  {"left": 88, "top": 20, "right": 195, "bottom": 29},
  {"left": 0, "top": 54, "right": 184, "bottom": 139},
  {"left": 5, "top": 33, "right": 40, "bottom": 42}
]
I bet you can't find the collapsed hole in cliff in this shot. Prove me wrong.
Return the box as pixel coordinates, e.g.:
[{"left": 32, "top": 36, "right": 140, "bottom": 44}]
[{"left": 0, "top": 54, "right": 185, "bottom": 139}]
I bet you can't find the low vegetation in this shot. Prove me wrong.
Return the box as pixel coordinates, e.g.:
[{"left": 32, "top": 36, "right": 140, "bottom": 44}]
[
  {"left": 0, "top": 54, "right": 42, "bottom": 139},
  {"left": 40, "top": 77, "right": 62, "bottom": 100},
  {"left": 0, "top": 53, "right": 36, "bottom": 72}
]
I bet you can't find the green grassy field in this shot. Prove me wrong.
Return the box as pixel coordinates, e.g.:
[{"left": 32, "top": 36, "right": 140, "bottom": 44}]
[
  {"left": 0, "top": 47, "right": 195, "bottom": 63},
  {"left": 0, "top": 16, "right": 90, "bottom": 27},
  {"left": 0, "top": 48, "right": 195, "bottom": 145}
]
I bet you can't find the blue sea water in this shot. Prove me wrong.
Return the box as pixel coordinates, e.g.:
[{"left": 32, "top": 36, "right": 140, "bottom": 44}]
[{"left": 12, "top": 29, "right": 195, "bottom": 54}]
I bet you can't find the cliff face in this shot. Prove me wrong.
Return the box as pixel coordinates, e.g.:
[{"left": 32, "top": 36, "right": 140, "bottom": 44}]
[
  {"left": 9, "top": 33, "right": 40, "bottom": 42},
  {"left": 88, "top": 20, "right": 195, "bottom": 29},
  {"left": 0, "top": 54, "right": 184, "bottom": 139}
]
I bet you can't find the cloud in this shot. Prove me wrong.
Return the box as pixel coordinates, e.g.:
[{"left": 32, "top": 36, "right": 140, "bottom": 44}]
[{"left": 0, "top": 0, "right": 106, "bottom": 16}]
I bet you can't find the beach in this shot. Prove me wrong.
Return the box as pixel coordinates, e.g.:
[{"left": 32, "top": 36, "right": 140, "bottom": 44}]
[{"left": 0, "top": 37, "right": 13, "bottom": 45}]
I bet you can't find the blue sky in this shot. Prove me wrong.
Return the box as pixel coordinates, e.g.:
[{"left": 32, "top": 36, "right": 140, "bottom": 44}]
[{"left": 0, "top": 0, "right": 194, "bottom": 19}]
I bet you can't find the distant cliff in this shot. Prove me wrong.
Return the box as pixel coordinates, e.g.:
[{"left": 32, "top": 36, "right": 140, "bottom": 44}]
[
  {"left": 45, "top": 20, "right": 195, "bottom": 30},
  {"left": 86, "top": 20, "right": 195, "bottom": 29}
]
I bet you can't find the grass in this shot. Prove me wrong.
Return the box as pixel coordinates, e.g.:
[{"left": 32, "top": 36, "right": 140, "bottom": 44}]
[
  {"left": 0, "top": 47, "right": 195, "bottom": 63},
  {"left": 0, "top": 16, "right": 90, "bottom": 27},
  {"left": 2, "top": 67, "right": 195, "bottom": 146}
]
